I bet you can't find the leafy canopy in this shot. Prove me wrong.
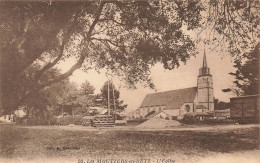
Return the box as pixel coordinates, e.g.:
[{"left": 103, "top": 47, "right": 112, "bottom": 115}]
[{"left": 0, "top": 0, "right": 259, "bottom": 114}]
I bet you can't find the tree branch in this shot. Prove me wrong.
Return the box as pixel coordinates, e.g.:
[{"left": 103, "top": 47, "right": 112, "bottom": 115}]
[
  {"left": 34, "top": 43, "right": 65, "bottom": 82},
  {"left": 16, "top": 2, "right": 81, "bottom": 75},
  {"left": 39, "top": 54, "right": 86, "bottom": 89},
  {"left": 34, "top": 11, "right": 81, "bottom": 82},
  {"left": 91, "top": 37, "right": 119, "bottom": 47},
  {"left": 38, "top": 2, "right": 105, "bottom": 89}
]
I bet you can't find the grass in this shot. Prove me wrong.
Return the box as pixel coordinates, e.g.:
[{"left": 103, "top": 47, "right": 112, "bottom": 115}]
[{"left": 0, "top": 124, "right": 259, "bottom": 160}]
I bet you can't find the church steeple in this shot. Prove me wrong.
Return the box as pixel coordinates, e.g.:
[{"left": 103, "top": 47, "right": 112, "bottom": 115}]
[
  {"left": 202, "top": 49, "right": 207, "bottom": 68},
  {"left": 199, "top": 49, "right": 211, "bottom": 76},
  {"left": 197, "top": 48, "right": 214, "bottom": 111}
]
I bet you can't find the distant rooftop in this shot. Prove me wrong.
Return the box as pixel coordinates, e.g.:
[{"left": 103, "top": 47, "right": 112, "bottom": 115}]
[{"left": 140, "top": 87, "right": 197, "bottom": 110}]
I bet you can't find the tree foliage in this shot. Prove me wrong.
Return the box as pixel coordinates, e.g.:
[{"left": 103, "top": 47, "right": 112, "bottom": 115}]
[
  {"left": 214, "top": 99, "right": 230, "bottom": 110},
  {"left": 0, "top": 0, "right": 259, "bottom": 115},
  {"left": 99, "top": 81, "right": 127, "bottom": 113},
  {"left": 199, "top": 0, "right": 259, "bottom": 57},
  {"left": 227, "top": 43, "right": 259, "bottom": 96},
  {"left": 51, "top": 80, "right": 96, "bottom": 116}
]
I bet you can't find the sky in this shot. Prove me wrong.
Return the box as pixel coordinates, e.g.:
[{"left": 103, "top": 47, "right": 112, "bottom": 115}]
[{"left": 58, "top": 42, "right": 237, "bottom": 114}]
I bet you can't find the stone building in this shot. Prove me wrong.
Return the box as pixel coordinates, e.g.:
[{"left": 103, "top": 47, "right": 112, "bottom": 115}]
[{"left": 129, "top": 51, "right": 214, "bottom": 119}]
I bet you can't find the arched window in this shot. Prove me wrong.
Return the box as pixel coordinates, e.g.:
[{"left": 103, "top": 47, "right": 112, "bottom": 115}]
[{"left": 185, "top": 105, "right": 190, "bottom": 112}]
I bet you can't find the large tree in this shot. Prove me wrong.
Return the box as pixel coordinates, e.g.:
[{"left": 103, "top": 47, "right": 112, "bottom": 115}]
[
  {"left": 224, "top": 43, "right": 259, "bottom": 96},
  {"left": 0, "top": 0, "right": 259, "bottom": 115},
  {"left": 72, "top": 80, "right": 96, "bottom": 116}
]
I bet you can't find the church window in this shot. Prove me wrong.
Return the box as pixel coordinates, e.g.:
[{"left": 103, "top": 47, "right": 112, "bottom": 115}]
[{"left": 185, "top": 105, "right": 190, "bottom": 112}]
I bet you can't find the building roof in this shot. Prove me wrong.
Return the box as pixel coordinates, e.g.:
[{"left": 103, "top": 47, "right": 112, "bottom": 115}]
[
  {"left": 149, "top": 110, "right": 171, "bottom": 118},
  {"left": 140, "top": 87, "right": 197, "bottom": 110}
]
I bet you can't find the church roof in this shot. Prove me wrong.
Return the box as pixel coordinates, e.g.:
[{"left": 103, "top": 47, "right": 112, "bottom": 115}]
[{"left": 140, "top": 87, "right": 197, "bottom": 110}]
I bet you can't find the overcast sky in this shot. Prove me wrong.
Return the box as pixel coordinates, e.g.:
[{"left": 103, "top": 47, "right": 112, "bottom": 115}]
[{"left": 58, "top": 42, "right": 236, "bottom": 113}]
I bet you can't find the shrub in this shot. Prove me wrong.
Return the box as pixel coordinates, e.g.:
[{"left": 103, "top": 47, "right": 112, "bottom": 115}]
[
  {"left": 57, "top": 115, "right": 83, "bottom": 126},
  {"left": 82, "top": 119, "right": 93, "bottom": 126},
  {"left": 16, "top": 115, "right": 58, "bottom": 126},
  {"left": 16, "top": 117, "right": 26, "bottom": 125},
  {"left": 49, "top": 116, "right": 57, "bottom": 125},
  {"left": 25, "top": 117, "right": 39, "bottom": 125},
  {"left": 180, "top": 114, "right": 199, "bottom": 124}
]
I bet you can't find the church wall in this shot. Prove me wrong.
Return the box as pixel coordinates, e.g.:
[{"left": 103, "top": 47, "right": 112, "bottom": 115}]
[
  {"left": 179, "top": 103, "right": 194, "bottom": 117},
  {"left": 197, "top": 89, "right": 214, "bottom": 102},
  {"left": 197, "top": 90, "right": 214, "bottom": 111},
  {"left": 197, "top": 75, "right": 214, "bottom": 111}
]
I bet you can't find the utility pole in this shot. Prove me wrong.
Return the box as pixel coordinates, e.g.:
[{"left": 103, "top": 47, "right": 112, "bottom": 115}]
[
  {"left": 107, "top": 80, "right": 110, "bottom": 115},
  {"left": 111, "top": 79, "right": 116, "bottom": 120}
]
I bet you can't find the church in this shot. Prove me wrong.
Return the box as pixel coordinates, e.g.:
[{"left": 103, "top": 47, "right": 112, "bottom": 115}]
[{"left": 129, "top": 51, "right": 214, "bottom": 120}]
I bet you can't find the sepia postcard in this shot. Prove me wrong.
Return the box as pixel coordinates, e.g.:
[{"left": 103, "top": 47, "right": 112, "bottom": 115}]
[{"left": 0, "top": 0, "right": 259, "bottom": 162}]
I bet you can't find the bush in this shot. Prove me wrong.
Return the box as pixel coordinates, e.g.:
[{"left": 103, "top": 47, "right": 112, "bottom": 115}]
[
  {"left": 49, "top": 116, "right": 57, "bottom": 125},
  {"left": 16, "top": 117, "right": 25, "bottom": 125},
  {"left": 28, "top": 117, "right": 40, "bottom": 125},
  {"left": 82, "top": 119, "right": 93, "bottom": 126},
  {"left": 16, "top": 115, "right": 58, "bottom": 126},
  {"left": 180, "top": 114, "right": 200, "bottom": 124},
  {"left": 57, "top": 115, "right": 83, "bottom": 126}
]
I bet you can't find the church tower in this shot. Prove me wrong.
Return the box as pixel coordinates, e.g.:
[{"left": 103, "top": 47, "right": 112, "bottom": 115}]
[{"left": 196, "top": 50, "right": 214, "bottom": 111}]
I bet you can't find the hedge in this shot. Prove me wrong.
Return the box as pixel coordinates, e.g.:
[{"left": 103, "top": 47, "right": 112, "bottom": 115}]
[
  {"left": 57, "top": 115, "right": 83, "bottom": 125},
  {"left": 16, "top": 116, "right": 57, "bottom": 126}
]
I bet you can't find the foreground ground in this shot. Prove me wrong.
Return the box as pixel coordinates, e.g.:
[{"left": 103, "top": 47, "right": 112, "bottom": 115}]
[{"left": 0, "top": 124, "right": 259, "bottom": 162}]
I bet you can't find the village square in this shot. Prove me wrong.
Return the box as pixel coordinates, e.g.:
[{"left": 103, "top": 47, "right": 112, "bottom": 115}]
[{"left": 0, "top": 0, "right": 259, "bottom": 162}]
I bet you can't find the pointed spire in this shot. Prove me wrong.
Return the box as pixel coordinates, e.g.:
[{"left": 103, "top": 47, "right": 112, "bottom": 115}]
[
  {"left": 202, "top": 48, "right": 207, "bottom": 68},
  {"left": 199, "top": 48, "right": 211, "bottom": 76}
]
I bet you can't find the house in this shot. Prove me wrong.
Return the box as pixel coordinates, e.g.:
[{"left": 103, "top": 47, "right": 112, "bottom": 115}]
[
  {"left": 131, "top": 50, "right": 214, "bottom": 119},
  {"left": 0, "top": 108, "right": 26, "bottom": 123},
  {"left": 0, "top": 114, "right": 16, "bottom": 123}
]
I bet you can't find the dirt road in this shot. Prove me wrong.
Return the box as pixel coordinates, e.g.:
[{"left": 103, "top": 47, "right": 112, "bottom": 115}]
[{"left": 15, "top": 123, "right": 260, "bottom": 132}]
